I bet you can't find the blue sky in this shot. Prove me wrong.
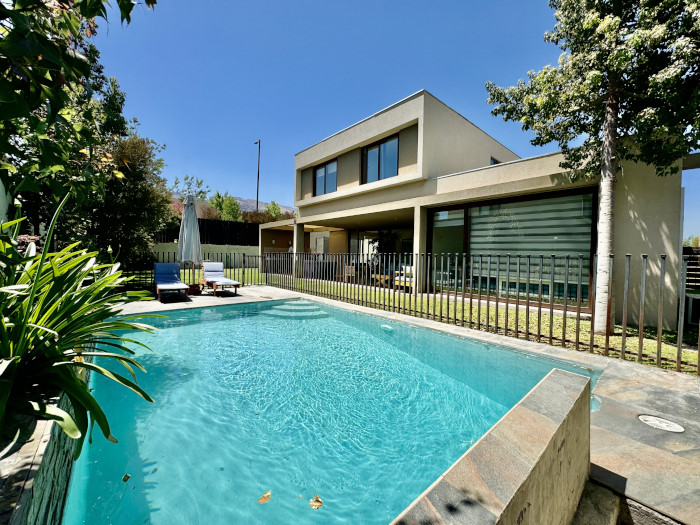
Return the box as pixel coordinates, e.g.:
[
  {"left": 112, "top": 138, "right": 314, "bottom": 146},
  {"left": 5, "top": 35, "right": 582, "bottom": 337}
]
[{"left": 94, "top": 0, "right": 698, "bottom": 235}]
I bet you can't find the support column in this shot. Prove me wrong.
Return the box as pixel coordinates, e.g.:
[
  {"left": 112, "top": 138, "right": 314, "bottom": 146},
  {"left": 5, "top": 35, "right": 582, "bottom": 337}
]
[
  {"left": 292, "top": 222, "right": 304, "bottom": 277},
  {"left": 413, "top": 206, "right": 428, "bottom": 293}
]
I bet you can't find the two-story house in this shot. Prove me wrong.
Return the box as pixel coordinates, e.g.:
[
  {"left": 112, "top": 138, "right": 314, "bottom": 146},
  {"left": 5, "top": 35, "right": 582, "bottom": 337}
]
[{"left": 260, "top": 90, "right": 692, "bottom": 326}]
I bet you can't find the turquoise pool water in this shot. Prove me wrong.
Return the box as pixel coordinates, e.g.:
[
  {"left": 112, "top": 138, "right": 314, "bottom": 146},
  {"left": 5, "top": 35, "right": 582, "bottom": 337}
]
[{"left": 63, "top": 299, "right": 599, "bottom": 525}]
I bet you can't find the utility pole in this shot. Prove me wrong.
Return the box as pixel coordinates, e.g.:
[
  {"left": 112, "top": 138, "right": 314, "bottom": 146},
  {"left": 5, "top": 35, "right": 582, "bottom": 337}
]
[{"left": 254, "top": 140, "right": 261, "bottom": 211}]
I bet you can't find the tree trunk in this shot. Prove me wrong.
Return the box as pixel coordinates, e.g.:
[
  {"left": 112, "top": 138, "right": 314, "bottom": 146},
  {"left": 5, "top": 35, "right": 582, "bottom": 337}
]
[{"left": 593, "top": 91, "right": 619, "bottom": 334}]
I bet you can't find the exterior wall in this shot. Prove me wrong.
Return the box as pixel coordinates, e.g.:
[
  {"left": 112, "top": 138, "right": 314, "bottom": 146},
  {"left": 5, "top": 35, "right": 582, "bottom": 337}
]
[
  {"left": 260, "top": 229, "right": 296, "bottom": 254},
  {"left": 300, "top": 168, "right": 313, "bottom": 200},
  {"left": 1, "top": 396, "right": 76, "bottom": 525},
  {"left": 294, "top": 92, "right": 425, "bottom": 208},
  {"left": 611, "top": 160, "right": 683, "bottom": 328},
  {"left": 329, "top": 231, "right": 348, "bottom": 253},
  {"left": 337, "top": 149, "right": 361, "bottom": 192},
  {"left": 421, "top": 92, "right": 519, "bottom": 179},
  {"left": 393, "top": 369, "right": 590, "bottom": 525},
  {"left": 398, "top": 124, "right": 419, "bottom": 176}
]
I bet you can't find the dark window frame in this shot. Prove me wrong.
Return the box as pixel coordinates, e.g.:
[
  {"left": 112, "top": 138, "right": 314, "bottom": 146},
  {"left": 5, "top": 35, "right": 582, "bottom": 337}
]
[
  {"left": 425, "top": 186, "right": 599, "bottom": 309},
  {"left": 361, "top": 134, "right": 400, "bottom": 184},
  {"left": 313, "top": 159, "right": 338, "bottom": 197}
]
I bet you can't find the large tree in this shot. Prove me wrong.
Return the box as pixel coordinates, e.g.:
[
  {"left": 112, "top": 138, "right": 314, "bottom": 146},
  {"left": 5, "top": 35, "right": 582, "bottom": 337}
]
[
  {"left": 486, "top": 0, "right": 700, "bottom": 332},
  {"left": 0, "top": 0, "right": 156, "bottom": 221}
]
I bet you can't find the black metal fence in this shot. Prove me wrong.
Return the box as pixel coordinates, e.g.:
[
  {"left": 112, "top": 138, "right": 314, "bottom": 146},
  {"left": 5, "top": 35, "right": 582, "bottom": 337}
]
[
  {"left": 262, "top": 252, "right": 700, "bottom": 375},
  {"left": 155, "top": 219, "right": 259, "bottom": 246}
]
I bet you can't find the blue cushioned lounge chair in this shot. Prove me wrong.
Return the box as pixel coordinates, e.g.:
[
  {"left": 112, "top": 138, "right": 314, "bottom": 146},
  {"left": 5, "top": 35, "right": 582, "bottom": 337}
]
[
  {"left": 200, "top": 262, "right": 241, "bottom": 296},
  {"left": 154, "top": 263, "right": 189, "bottom": 302}
]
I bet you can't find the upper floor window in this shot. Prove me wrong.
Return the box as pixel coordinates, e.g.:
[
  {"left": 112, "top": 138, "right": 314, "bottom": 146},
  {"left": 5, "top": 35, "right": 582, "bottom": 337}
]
[
  {"left": 362, "top": 135, "right": 398, "bottom": 184},
  {"left": 490, "top": 157, "right": 501, "bottom": 165},
  {"left": 314, "top": 160, "right": 337, "bottom": 196}
]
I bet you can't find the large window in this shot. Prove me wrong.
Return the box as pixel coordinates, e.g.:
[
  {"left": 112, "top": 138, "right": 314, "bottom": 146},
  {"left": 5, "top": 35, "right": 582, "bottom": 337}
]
[
  {"left": 362, "top": 136, "right": 398, "bottom": 184},
  {"left": 428, "top": 191, "right": 595, "bottom": 300},
  {"left": 314, "top": 160, "right": 337, "bottom": 196}
]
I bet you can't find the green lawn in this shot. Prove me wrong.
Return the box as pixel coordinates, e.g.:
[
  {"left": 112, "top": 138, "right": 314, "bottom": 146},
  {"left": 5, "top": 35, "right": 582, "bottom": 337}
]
[{"left": 265, "top": 274, "right": 699, "bottom": 373}]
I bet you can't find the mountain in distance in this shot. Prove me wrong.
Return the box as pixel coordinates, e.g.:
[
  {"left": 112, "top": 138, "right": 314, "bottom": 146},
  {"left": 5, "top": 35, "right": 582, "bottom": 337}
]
[{"left": 234, "top": 197, "right": 295, "bottom": 215}]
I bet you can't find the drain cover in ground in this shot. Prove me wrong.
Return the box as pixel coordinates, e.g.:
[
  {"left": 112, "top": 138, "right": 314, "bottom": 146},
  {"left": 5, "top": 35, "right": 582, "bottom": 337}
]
[{"left": 638, "top": 415, "right": 684, "bottom": 433}]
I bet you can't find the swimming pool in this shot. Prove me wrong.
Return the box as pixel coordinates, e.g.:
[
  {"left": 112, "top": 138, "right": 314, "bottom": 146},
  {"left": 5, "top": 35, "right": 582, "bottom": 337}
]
[{"left": 62, "top": 299, "right": 599, "bottom": 524}]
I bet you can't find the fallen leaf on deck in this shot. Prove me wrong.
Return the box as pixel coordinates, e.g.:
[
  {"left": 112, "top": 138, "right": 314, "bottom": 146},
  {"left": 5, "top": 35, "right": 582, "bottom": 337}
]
[
  {"left": 258, "top": 490, "right": 271, "bottom": 504},
  {"left": 309, "top": 494, "right": 323, "bottom": 510},
  {"left": 122, "top": 474, "right": 131, "bottom": 482}
]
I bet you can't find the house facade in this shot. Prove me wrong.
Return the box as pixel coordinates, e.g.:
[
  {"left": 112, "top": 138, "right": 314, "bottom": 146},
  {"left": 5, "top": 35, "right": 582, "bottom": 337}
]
[{"left": 260, "top": 90, "right": 691, "bottom": 327}]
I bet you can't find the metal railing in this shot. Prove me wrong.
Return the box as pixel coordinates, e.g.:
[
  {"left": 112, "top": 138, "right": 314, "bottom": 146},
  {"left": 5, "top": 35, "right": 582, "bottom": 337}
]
[{"left": 262, "top": 252, "right": 700, "bottom": 376}]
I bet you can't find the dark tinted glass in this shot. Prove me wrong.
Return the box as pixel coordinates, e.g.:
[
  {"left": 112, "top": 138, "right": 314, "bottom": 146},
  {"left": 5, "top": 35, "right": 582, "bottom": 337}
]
[
  {"left": 365, "top": 146, "right": 379, "bottom": 183},
  {"left": 315, "top": 166, "right": 325, "bottom": 196},
  {"left": 325, "top": 162, "right": 337, "bottom": 193},
  {"left": 379, "top": 137, "right": 398, "bottom": 179}
]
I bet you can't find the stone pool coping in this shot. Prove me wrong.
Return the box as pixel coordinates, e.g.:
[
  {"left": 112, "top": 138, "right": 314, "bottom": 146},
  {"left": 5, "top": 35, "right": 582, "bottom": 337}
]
[
  {"left": 4, "top": 286, "right": 698, "bottom": 524},
  {"left": 392, "top": 368, "right": 591, "bottom": 524}
]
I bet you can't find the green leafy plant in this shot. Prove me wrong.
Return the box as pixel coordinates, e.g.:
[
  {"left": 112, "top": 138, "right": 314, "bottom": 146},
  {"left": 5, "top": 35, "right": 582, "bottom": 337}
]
[{"left": 0, "top": 196, "right": 155, "bottom": 458}]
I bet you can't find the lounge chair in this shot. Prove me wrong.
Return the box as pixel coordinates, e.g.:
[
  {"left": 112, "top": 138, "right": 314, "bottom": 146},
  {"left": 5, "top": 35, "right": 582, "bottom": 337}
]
[
  {"left": 394, "top": 265, "right": 414, "bottom": 291},
  {"left": 154, "top": 263, "right": 189, "bottom": 302},
  {"left": 200, "top": 262, "right": 241, "bottom": 296}
]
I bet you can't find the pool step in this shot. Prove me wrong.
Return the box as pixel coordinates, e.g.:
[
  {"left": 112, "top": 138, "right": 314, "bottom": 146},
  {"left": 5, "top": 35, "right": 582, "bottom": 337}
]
[
  {"left": 271, "top": 303, "right": 321, "bottom": 311},
  {"left": 262, "top": 304, "right": 328, "bottom": 319}
]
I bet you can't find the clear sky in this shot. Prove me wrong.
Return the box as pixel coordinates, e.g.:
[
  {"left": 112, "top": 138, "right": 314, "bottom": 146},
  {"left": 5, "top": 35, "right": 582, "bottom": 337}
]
[{"left": 94, "top": 0, "right": 699, "bottom": 236}]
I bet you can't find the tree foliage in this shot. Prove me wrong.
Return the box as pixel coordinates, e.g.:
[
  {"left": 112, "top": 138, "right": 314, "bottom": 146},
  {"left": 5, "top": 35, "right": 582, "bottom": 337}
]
[
  {"left": 0, "top": 0, "right": 157, "bottom": 213},
  {"left": 84, "top": 136, "right": 173, "bottom": 265},
  {"left": 485, "top": 0, "right": 700, "bottom": 178},
  {"left": 170, "top": 174, "right": 210, "bottom": 202},
  {"left": 210, "top": 191, "right": 242, "bottom": 221},
  {"left": 264, "top": 200, "right": 283, "bottom": 219}
]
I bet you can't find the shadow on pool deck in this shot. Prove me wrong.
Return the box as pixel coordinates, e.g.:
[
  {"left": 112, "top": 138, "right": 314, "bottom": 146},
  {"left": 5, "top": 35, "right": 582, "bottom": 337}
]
[{"left": 119, "top": 286, "right": 700, "bottom": 525}]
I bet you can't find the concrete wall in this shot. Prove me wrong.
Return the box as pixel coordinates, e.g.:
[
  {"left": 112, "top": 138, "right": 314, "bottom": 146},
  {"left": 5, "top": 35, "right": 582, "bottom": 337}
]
[
  {"left": 337, "top": 149, "right": 361, "bottom": 192},
  {"left": 393, "top": 369, "right": 590, "bottom": 525},
  {"left": 329, "top": 231, "right": 348, "bottom": 253},
  {"left": 1, "top": 396, "right": 76, "bottom": 525},
  {"left": 421, "top": 92, "right": 519, "bottom": 179},
  {"left": 611, "top": 160, "right": 683, "bottom": 328}
]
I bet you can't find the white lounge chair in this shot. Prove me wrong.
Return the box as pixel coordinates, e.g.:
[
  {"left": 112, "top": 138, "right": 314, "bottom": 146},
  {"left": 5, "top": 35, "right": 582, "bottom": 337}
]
[
  {"left": 154, "top": 263, "right": 189, "bottom": 302},
  {"left": 200, "top": 262, "right": 241, "bottom": 296},
  {"left": 394, "top": 265, "right": 414, "bottom": 291}
]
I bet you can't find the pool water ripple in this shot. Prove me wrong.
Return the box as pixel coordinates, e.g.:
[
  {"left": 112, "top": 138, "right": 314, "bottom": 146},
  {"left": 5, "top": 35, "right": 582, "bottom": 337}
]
[{"left": 63, "top": 299, "right": 599, "bottom": 525}]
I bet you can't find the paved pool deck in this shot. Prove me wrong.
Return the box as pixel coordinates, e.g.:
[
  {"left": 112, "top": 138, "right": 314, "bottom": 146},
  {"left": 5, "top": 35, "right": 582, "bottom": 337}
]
[{"left": 120, "top": 286, "right": 700, "bottom": 524}]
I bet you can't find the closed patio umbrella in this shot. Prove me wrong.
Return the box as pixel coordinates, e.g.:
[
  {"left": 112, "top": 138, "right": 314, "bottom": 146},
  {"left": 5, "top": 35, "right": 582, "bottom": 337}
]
[{"left": 177, "top": 194, "right": 202, "bottom": 265}]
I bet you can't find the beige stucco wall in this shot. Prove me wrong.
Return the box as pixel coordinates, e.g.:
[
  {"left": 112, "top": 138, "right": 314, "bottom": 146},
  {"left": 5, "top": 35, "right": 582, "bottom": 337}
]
[
  {"left": 611, "top": 160, "right": 683, "bottom": 328},
  {"left": 329, "top": 230, "right": 348, "bottom": 253},
  {"left": 421, "top": 93, "right": 519, "bottom": 179},
  {"left": 337, "top": 149, "right": 361, "bottom": 192},
  {"left": 398, "top": 124, "right": 419, "bottom": 175},
  {"left": 300, "top": 167, "right": 313, "bottom": 200}
]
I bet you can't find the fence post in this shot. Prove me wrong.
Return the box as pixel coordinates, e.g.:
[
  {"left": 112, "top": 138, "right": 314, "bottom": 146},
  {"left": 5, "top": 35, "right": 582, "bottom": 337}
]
[
  {"left": 621, "top": 254, "right": 631, "bottom": 360},
  {"left": 638, "top": 254, "right": 648, "bottom": 362},
  {"left": 242, "top": 253, "right": 246, "bottom": 287},
  {"left": 676, "top": 256, "right": 688, "bottom": 372}
]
